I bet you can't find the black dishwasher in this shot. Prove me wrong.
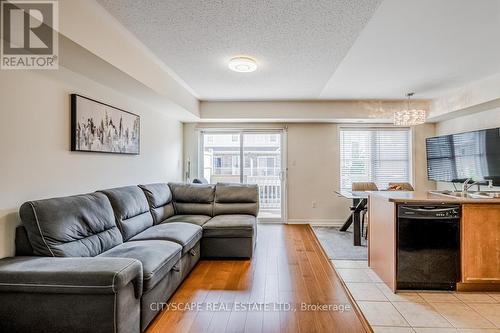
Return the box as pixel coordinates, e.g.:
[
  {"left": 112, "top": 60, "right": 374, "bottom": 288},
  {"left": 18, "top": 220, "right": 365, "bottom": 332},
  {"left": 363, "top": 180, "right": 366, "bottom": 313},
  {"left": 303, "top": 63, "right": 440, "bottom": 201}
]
[{"left": 397, "top": 204, "right": 460, "bottom": 290}]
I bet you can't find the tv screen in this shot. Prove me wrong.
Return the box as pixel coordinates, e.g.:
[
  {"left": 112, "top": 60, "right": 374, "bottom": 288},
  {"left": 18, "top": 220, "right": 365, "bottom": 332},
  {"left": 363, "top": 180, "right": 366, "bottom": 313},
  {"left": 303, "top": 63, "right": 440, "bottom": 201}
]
[{"left": 426, "top": 127, "right": 500, "bottom": 186}]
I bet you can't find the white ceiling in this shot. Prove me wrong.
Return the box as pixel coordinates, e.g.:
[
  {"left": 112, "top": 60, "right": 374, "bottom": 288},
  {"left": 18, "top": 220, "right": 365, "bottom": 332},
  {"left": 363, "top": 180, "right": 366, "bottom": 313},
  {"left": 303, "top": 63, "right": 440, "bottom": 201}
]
[
  {"left": 96, "top": 0, "right": 382, "bottom": 100},
  {"left": 97, "top": 0, "right": 500, "bottom": 101},
  {"left": 321, "top": 0, "right": 500, "bottom": 99}
]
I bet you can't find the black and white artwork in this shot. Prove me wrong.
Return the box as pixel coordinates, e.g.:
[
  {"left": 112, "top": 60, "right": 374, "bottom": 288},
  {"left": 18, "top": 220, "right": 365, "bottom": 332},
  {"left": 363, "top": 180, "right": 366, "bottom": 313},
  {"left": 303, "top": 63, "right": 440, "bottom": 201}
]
[{"left": 71, "top": 94, "right": 140, "bottom": 154}]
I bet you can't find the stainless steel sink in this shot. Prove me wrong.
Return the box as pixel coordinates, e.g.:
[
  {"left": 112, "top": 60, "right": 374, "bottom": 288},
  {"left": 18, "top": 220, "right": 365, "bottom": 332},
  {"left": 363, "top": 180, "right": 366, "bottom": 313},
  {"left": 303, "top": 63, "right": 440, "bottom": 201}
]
[
  {"left": 431, "top": 190, "right": 500, "bottom": 199},
  {"left": 430, "top": 191, "right": 468, "bottom": 198},
  {"left": 472, "top": 192, "right": 500, "bottom": 199}
]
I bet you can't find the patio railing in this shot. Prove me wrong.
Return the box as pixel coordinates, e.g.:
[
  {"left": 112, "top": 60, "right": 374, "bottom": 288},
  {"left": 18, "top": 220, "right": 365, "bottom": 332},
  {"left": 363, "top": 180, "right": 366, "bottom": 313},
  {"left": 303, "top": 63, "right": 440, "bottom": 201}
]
[
  {"left": 247, "top": 176, "right": 281, "bottom": 209},
  {"left": 208, "top": 173, "right": 281, "bottom": 211}
]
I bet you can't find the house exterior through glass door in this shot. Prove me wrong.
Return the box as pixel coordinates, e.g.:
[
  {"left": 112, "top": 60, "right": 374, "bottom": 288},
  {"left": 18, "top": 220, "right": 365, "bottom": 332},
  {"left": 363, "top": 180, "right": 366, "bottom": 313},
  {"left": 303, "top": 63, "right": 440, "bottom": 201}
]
[
  {"left": 201, "top": 131, "right": 285, "bottom": 221},
  {"left": 202, "top": 133, "right": 241, "bottom": 184},
  {"left": 243, "top": 133, "right": 282, "bottom": 220}
]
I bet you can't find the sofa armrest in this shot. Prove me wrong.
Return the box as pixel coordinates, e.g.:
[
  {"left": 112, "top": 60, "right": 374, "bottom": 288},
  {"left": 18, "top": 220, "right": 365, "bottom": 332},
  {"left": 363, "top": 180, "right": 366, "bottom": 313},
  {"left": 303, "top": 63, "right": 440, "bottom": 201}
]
[{"left": 0, "top": 256, "right": 143, "bottom": 298}]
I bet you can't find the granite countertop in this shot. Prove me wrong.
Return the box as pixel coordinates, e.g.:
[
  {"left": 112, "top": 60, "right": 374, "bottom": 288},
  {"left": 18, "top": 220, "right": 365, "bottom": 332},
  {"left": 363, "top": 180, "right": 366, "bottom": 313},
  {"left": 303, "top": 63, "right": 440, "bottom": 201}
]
[{"left": 369, "top": 190, "right": 500, "bottom": 204}]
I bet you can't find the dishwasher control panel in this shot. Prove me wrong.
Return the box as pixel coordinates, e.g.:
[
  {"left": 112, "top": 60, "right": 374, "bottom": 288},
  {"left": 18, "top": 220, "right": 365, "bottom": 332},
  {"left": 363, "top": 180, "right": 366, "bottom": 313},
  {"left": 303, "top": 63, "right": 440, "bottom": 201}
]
[{"left": 398, "top": 205, "right": 461, "bottom": 219}]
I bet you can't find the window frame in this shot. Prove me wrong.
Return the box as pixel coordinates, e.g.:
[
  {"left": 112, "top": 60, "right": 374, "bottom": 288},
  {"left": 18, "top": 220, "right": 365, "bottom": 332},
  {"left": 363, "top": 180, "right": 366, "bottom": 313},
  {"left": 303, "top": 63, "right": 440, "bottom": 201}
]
[{"left": 338, "top": 125, "right": 413, "bottom": 191}]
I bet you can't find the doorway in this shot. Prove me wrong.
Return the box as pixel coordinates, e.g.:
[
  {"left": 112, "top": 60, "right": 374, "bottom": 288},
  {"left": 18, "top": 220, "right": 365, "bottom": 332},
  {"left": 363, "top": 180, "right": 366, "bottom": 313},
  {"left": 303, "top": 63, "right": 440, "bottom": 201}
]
[{"left": 201, "top": 130, "right": 286, "bottom": 221}]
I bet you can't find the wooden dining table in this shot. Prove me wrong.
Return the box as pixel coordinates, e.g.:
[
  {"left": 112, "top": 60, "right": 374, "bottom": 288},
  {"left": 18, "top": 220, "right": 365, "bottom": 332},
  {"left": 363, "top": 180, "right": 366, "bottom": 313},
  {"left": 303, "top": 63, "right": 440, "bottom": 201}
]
[{"left": 335, "top": 190, "right": 369, "bottom": 246}]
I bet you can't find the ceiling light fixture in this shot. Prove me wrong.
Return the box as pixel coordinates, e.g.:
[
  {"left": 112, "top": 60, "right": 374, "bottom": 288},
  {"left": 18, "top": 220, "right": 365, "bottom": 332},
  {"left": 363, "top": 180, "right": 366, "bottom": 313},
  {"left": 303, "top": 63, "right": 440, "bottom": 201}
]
[
  {"left": 228, "top": 56, "right": 258, "bottom": 73},
  {"left": 393, "top": 92, "right": 426, "bottom": 126}
]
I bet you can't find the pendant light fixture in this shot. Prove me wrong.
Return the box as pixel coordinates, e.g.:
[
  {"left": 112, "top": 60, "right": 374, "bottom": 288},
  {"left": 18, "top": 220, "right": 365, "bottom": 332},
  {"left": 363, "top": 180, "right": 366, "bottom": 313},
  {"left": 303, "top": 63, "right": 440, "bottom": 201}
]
[{"left": 393, "top": 92, "right": 426, "bottom": 126}]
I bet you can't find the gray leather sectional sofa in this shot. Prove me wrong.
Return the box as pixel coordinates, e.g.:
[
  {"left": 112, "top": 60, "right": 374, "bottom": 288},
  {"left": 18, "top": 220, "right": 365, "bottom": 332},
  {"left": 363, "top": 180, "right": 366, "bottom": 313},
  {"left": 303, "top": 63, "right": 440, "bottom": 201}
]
[{"left": 0, "top": 182, "right": 258, "bottom": 333}]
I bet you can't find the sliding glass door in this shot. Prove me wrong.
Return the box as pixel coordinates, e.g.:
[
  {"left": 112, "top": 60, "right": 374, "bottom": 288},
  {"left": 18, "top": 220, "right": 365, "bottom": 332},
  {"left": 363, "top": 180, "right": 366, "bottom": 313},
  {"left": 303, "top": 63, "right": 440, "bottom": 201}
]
[
  {"left": 201, "top": 130, "right": 285, "bottom": 221},
  {"left": 243, "top": 133, "right": 282, "bottom": 220},
  {"left": 202, "top": 132, "right": 242, "bottom": 183}
]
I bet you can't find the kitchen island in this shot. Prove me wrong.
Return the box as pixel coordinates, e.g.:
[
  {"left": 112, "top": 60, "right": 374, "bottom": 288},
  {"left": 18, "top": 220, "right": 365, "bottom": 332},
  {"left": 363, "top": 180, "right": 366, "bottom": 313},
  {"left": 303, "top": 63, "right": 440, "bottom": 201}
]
[{"left": 368, "top": 191, "right": 500, "bottom": 292}]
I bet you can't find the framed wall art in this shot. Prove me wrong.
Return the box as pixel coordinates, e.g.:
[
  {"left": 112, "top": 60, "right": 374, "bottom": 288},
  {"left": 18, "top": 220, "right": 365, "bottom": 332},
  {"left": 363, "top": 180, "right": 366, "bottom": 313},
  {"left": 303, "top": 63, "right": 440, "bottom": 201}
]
[{"left": 71, "top": 94, "right": 140, "bottom": 155}]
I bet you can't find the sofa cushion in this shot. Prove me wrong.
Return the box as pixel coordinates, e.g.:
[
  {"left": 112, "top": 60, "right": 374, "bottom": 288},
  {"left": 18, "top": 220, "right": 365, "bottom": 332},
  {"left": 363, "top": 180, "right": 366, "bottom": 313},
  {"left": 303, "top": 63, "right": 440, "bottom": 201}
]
[
  {"left": 169, "top": 183, "right": 215, "bottom": 216},
  {"left": 100, "top": 186, "right": 153, "bottom": 241},
  {"left": 129, "top": 222, "right": 202, "bottom": 254},
  {"left": 138, "top": 183, "right": 175, "bottom": 224},
  {"left": 15, "top": 226, "right": 34, "bottom": 256},
  {"left": 202, "top": 214, "right": 256, "bottom": 238},
  {"left": 19, "top": 193, "right": 123, "bottom": 257},
  {"left": 214, "top": 183, "right": 259, "bottom": 216},
  {"left": 98, "top": 240, "right": 181, "bottom": 292},
  {"left": 163, "top": 214, "right": 211, "bottom": 226}
]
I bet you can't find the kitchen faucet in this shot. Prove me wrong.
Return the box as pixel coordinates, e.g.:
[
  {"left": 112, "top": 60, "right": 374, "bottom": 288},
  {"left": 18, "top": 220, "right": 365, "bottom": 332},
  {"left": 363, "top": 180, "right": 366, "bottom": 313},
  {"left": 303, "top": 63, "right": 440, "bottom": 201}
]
[{"left": 461, "top": 178, "right": 480, "bottom": 194}]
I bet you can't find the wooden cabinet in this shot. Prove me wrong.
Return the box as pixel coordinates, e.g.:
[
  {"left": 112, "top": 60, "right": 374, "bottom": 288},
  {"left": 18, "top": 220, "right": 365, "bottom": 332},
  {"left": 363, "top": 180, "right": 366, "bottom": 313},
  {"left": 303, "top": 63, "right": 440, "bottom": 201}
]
[{"left": 460, "top": 204, "right": 500, "bottom": 290}]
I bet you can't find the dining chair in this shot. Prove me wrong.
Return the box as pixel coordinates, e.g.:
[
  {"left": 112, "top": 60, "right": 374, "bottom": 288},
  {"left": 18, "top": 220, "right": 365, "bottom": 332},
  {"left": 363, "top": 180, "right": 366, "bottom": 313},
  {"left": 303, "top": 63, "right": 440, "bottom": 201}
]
[
  {"left": 388, "top": 182, "right": 414, "bottom": 191},
  {"left": 351, "top": 182, "right": 378, "bottom": 240},
  {"left": 352, "top": 182, "right": 379, "bottom": 191}
]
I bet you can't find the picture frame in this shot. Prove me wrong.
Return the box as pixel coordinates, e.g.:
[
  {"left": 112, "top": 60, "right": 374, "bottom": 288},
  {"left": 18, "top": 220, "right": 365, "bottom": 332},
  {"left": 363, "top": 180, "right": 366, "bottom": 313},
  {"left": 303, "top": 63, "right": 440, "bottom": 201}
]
[{"left": 71, "top": 94, "right": 140, "bottom": 155}]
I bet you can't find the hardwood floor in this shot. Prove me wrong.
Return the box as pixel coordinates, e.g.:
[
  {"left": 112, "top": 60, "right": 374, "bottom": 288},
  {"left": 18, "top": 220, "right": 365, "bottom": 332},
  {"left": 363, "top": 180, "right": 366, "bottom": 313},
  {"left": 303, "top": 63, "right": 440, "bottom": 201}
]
[{"left": 146, "top": 224, "right": 369, "bottom": 333}]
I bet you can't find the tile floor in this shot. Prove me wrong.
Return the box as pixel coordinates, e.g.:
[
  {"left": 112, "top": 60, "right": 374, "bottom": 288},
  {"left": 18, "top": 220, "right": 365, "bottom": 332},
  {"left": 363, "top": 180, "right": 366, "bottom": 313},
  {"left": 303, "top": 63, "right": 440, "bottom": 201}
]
[{"left": 331, "top": 259, "right": 500, "bottom": 333}]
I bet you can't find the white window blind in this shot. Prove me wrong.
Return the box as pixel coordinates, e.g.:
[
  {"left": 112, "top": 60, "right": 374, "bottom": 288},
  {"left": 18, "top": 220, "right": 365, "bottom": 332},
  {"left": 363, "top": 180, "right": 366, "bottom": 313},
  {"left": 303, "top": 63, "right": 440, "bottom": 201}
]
[{"left": 340, "top": 128, "right": 411, "bottom": 190}]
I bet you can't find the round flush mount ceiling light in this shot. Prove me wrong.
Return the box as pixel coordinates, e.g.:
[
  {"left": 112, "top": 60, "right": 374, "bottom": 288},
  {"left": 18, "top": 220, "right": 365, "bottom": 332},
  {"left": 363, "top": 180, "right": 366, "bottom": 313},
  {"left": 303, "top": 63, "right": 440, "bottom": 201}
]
[{"left": 228, "top": 56, "right": 258, "bottom": 73}]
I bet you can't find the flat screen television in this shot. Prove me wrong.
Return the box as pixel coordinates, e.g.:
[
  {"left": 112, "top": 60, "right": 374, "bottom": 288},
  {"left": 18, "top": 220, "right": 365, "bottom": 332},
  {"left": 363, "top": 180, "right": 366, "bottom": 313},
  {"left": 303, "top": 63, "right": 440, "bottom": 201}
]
[{"left": 426, "top": 127, "right": 500, "bottom": 186}]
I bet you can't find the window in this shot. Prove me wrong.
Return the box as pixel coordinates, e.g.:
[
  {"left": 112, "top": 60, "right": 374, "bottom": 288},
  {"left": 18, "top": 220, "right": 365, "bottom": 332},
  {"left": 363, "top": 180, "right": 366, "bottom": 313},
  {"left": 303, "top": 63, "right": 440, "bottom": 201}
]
[
  {"left": 214, "top": 157, "right": 222, "bottom": 168},
  {"left": 211, "top": 155, "right": 240, "bottom": 175},
  {"left": 340, "top": 128, "right": 411, "bottom": 190},
  {"left": 257, "top": 156, "right": 276, "bottom": 176}
]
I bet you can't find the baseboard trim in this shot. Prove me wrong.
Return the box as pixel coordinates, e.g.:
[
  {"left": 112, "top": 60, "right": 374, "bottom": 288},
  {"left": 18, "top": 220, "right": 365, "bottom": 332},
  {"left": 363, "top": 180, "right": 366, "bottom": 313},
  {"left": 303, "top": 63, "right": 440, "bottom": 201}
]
[
  {"left": 286, "top": 219, "right": 345, "bottom": 227},
  {"left": 457, "top": 282, "right": 500, "bottom": 292}
]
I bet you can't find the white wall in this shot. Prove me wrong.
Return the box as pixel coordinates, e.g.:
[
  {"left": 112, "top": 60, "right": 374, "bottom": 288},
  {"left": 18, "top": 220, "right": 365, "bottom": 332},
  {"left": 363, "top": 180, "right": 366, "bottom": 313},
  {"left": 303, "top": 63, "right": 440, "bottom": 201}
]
[
  {"left": 184, "top": 122, "right": 435, "bottom": 225},
  {"left": 436, "top": 107, "right": 500, "bottom": 135},
  {"left": 435, "top": 107, "right": 500, "bottom": 191},
  {"left": 430, "top": 73, "right": 500, "bottom": 121},
  {"left": 201, "top": 100, "right": 430, "bottom": 122},
  {"left": 58, "top": 0, "right": 199, "bottom": 117},
  {"left": 413, "top": 123, "right": 437, "bottom": 192},
  {"left": 286, "top": 123, "right": 348, "bottom": 224},
  {"left": 0, "top": 68, "right": 183, "bottom": 258}
]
